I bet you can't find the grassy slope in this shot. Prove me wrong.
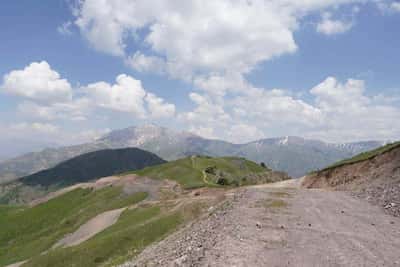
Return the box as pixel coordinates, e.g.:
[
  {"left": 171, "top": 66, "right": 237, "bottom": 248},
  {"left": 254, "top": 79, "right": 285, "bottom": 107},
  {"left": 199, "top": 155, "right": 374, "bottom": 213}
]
[
  {"left": 0, "top": 187, "right": 147, "bottom": 266},
  {"left": 25, "top": 206, "right": 183, "bottom": 267},
  {"left": 2, "top": 156, "right": 268, "bottom": 266},
  {"left": 125, "top": 156, "right": 266, "bottom": 189},
  {"left": 317, "top": 141, "right": 400, "bottom": 173}
]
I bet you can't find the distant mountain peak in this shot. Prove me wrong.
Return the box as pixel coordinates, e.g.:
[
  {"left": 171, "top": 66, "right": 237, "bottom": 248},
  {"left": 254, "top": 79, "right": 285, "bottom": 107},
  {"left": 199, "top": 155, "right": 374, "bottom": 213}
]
[
  {"left": 97, "top": 124, "right": 198, "bottom": 148},
  {"left": 0, "top": 124, "right": 388, "bottom": 183}
]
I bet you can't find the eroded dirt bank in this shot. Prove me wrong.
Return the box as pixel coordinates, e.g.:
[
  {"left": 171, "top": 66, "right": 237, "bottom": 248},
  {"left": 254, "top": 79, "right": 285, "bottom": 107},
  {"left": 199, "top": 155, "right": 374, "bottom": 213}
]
[
  {"left": 121, "top": 182, "right": 400, "bottom": 267},
  {"left": 302, "top": 145, "right": 400, "bottom": 217}
]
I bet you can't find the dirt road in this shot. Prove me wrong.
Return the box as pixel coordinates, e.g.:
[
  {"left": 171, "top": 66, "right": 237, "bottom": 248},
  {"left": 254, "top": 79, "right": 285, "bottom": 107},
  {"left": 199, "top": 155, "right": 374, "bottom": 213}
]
[{"left": 123, "top": 180, "right": 400, "bottom": 267}]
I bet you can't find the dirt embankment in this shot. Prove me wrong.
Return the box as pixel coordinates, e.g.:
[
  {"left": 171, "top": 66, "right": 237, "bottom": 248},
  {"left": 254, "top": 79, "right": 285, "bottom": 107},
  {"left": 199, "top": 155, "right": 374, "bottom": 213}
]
[{"left": 302, "top": 145, "right": 400, "bottom": 217}]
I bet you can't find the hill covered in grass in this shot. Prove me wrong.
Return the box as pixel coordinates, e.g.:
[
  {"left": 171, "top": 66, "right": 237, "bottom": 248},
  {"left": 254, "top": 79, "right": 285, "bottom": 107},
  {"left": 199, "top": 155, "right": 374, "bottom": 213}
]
[
  {"left": 124, "top": 155, "right": 290, "bottom": 189},
  {"left": 0, "top": 168, "right": 228, "bottom": 266},
  {"left": 0, "top": 186, "right": 149, "bottom": 266},
  {"left": 0, "top": 153, "right": 289, "bottom": 266},
  {"left": 0, "top": 148, "right": 165, "bottom": 204}
]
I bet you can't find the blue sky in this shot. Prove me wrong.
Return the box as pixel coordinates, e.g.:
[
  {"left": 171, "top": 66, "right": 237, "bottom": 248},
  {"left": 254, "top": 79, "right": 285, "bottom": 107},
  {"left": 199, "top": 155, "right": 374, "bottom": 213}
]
[{"left": 1, "top": 0, "right": 400, "bottom": 159}]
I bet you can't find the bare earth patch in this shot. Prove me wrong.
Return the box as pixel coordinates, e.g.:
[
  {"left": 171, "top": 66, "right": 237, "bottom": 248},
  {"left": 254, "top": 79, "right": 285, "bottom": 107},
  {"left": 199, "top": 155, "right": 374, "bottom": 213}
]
[{"left": 53, "top": 208, "right": 126, "bottom": 248}]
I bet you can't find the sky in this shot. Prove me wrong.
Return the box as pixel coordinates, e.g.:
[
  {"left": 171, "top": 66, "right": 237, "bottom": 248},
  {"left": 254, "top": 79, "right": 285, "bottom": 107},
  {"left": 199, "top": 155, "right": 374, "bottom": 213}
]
[{"left": 1, "top": 0, "right": 400, "bottom": 159}]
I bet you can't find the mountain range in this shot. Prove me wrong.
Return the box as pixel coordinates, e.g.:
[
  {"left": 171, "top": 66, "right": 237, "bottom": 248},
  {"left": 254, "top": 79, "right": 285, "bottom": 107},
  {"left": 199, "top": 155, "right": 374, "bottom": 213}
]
[{"left": 0, "top": 124, "right": 385, "bottom": 182}]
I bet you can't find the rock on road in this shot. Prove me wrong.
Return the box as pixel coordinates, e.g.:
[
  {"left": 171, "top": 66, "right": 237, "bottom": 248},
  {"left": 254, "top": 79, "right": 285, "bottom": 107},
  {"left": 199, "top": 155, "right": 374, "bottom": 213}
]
[{"left": 121, "top": 180, "right": 400, "bottom": 267}]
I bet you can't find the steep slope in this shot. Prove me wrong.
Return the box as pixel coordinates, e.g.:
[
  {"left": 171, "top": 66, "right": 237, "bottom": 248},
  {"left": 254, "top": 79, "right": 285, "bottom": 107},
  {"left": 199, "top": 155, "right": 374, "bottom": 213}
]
[
  {"left": 302, "top": 142, "right": 400, "bottom": 216},
  {"left": 0, "top": 124, "right": 384, "bottom": 183},
  {"left": 0, "top": 148, "right": 165, "bottom": 204}
]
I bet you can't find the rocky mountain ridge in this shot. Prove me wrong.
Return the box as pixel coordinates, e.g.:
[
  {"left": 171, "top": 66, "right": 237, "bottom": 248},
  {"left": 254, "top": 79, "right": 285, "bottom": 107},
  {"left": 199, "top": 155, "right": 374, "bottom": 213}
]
[{"left": 0, "top": 124, "right": 385, "bottom": 182}]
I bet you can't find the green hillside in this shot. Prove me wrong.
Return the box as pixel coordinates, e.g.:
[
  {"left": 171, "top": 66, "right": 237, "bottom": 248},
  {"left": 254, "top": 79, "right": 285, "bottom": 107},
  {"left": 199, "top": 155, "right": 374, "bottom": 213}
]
[
  {"left": 25, "top": 207, "right": 182, "bottom": 267},
  {"left": 0, "top": 148, "right": 165, "bottom": 204},
  {"left": 0, "top": 186, "right": 147, "bottom": 266},
  {"left": 124, "top": 155, "right": 270, "bottom": 189},
  {"left": 317, "top": 141, "right": 400, "bottom": 173},
  {"left": 0, "top": 155, "right": 288, "bottom": 266}
]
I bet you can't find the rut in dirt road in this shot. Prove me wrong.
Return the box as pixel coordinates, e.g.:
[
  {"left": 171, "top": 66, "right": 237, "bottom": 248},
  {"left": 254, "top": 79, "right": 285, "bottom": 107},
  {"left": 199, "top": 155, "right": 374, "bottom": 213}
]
[{"left": 122, "top": 182, "right": 400, "bottom": 267}]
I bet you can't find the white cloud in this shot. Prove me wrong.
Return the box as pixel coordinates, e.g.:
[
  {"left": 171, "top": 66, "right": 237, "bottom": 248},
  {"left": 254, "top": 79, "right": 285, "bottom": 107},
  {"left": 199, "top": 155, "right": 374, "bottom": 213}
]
[
  {"left": 193, "top": 72, "right": 250, "bottom": 96},
  {"left": 145, "top": 93, "right": 176, "bottom": 118},
  {"left": 310, "top": 76, "right": 368, "bottom": 112},
  {"left": 3, "top": 61, "right": 175, "bottom": 126},
  {"left": 179, "top": 76, "right": 400, "bottom": 143},
  {"left": 391, "top": 2, "right": 400, "bottom": 11},
  {"left": 309, "top": 77, "right": 400, "bottom": 141},
  {"left": 70, "top": 0, "right": 400, "bottom": 144},
  {"left": 316, "top": 12, "right": 353, "bottom": 35},
  {"left": 227, "top": 124, "right": 265, "bottom": 144},
  {"left": 179, "top": 92, "right": 230, "bottom": 128},
  {"left": 1, "top": 61, "right": 72, "bottom": 103},
  {"left": 73, "top": 0, "right": 302, "bottom": 77},
  {"left": 127, "top": 52, "right": 166, "bottom": 74},
  {"left": 17, "top": 98, "right": 91, "bottom": 121},
  {"left": 85, "top": 74, "right": 147, "bottom": 116},
  {"left": 73, "top": 0, "right": 371, "bottom": 79},
  {"left": 188, "top": 126, "right": 216, "bottom": 140},
  {"left": 85, "top": 74, "right": 175, "bottom": 119}
]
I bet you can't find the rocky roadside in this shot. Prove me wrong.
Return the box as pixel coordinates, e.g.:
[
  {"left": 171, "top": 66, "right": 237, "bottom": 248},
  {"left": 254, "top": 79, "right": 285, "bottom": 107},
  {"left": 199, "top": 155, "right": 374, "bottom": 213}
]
[
  {"left": 352, "top": 178, "right": 400, "bottom": 217},
  {"left": 119, "top": 190, "right": 244, "bottom": 267}
]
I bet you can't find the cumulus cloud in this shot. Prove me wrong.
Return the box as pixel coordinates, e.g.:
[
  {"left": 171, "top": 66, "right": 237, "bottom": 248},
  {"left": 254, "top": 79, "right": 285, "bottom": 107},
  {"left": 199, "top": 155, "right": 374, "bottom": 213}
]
[
  {"left": 1, "top": 61, "right": 72, "bottom": 103},
  {"left": 73, "top": 0, "right": 302, "bottom": 78},
  {"left": 316, "top": 12, "right": 353, "bottom": 35},
  {"left": 193, "top": 72, "right": 250, "bottom": 97},
  {"left": 127, "top": 52, "right": 166, "bottom": 74},
  {"left": 85, "top": 74, "right": 147, "bottom": 116},
  {"left": 85, "top": 74, "right": 175, "bottom": 118},
  {"left": 72, "top": 0, "right": 372, "bottom": 80},
  {"left": 309, "top": 77, "right": 400, "bottom": 141},
  {"left": 69, "top": 0, "right": 400, "bottom": 144},
  {"left": 145, "top": 93, "right": 176, "bottom": 118},
  {"left": 3, "top": 62, "right": 175, "bottom": 127},
  {"left": 4, "top": 2, "right": 397, "bottom": 145},
  {"left": 179, "top": 76, "right": 400, "bottom": 143},
  {"left": 310, "top": 76, "right": 368, "bottom": 112}
]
